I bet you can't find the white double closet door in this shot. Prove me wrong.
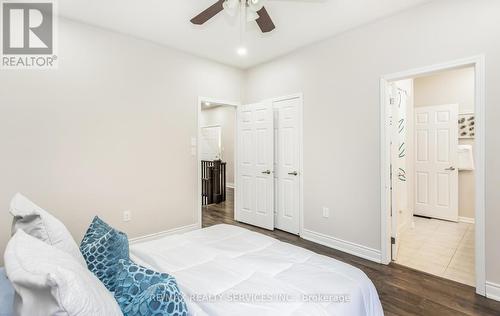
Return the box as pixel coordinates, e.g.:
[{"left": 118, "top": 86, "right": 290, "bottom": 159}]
[{"left": 236, "top": 95, "right": 301, "bottom": 234}]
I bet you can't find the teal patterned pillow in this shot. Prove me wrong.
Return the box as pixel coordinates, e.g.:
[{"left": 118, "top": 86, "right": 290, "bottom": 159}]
[
  {"left": 114, "top": 259, "right": 188, "bottom": 316},
  {"left": 80, "top": 216, "right": 129, "bottom": 292}
]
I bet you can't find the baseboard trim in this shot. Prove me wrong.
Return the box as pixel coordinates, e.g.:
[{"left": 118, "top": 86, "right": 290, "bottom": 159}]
[
  {"left": 301, "top": 229, "right": 381, "bottom": 263},
  {"left": 129, "top": 223, "right": 199, "bottom": 244},
  {"left": 486, "top": 281, "right": 500, "bottom": 302},
  {"left": 226, "top": 182, "right": 235, "bottom": 189},
  {"left": 459, "top": 216, "right": 475, "bottom": 224}
]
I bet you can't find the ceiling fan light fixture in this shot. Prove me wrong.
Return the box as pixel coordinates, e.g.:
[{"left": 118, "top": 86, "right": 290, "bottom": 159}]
[
  {"left": 223, "top": 0, "right": 239, "bottom": 11},
  {"left": 223, "top": 0, "right": 239, "bottom": 16},
  {"left": 246, "top": 9, "right": 259, "bottom": 22},
  {"left": 190, "top": 0, "right": 275, "bottom": 33},
  {"left": 247, "top": 0, "right": 264, "bottom": 12}
]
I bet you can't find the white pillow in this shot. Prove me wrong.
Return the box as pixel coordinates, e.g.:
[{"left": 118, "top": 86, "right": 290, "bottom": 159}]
[
  {"left": 4, "top": 229, "right": 123, "bottom": 316},
  {"left": 9, "top": 193, "right": 86, "bottom": 266}
]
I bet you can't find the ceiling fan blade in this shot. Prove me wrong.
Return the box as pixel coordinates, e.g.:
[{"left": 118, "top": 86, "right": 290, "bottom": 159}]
[
  {"left": 255, "top": 7, "right": 275, "bottom": 33},
  {"left": 190, "top": 0, "right": 225, "bottom": 25}
]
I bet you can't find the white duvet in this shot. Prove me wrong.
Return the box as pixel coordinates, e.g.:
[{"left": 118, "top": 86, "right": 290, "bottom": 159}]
[{"left": 130, "top": 224, "right": 384, "bottom": 316}]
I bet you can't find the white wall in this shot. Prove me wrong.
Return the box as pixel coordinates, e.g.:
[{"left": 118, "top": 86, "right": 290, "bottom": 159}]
[
  {"left": 414, "top": 67, "right": 475, "bottom": 219},
  {"left": 0, "top": 18, "right": 243, "bottom": 264},
  {"left": 244, "top": 0, "right": 500, "bottom": 285},
  {"left": 200, "top": 106, "right": 236, "bottom": 185}
]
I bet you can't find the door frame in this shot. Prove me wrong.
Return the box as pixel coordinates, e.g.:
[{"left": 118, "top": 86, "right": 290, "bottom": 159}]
[
  {"left": 271, "top": 93, "right": 305, "bottom": 236},
  {"left": 379, "top": 55, "right": 486, "bottom": 296},
  {"left": 196, "top": 97, "right": 240, "bottom": 228}
]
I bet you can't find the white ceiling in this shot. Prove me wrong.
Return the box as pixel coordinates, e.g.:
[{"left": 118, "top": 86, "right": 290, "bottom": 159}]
[{"left": 58, "top": 0, "right": 433, "bottom": 69}]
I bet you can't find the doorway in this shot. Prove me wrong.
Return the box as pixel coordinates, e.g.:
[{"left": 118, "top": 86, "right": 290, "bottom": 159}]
[
  {"left": 380, "top": 56, "right": 486, "bottom": 295},
  {"left": 197, "top": 99, "right": 238, "bottom": 226}
]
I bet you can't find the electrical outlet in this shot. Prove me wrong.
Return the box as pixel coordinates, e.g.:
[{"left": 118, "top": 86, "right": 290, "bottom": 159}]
[
  {"left": 123, "top": 210, "right": 132, "bottom": 222},
  {"left": 322, "top": 207, "right": 330, "bottom": 218}
]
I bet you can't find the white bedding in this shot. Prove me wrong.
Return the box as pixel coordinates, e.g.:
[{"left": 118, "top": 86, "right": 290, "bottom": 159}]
[{"left": 130, "top": 224, "right": 384, "bottom": 316}]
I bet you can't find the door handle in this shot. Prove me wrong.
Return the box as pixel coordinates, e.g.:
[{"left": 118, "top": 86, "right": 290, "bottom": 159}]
[
  {"left": 261, "top": 170, "right": 271, "bottom": 175},
  {"left": 288, "top": 171, "right": 298, "bottom": 176},
  {"left": 445, "top": 166, "right": 456, "bottom": 171}
]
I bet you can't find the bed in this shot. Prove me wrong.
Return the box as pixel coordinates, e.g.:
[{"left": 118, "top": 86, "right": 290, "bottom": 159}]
[{"left": 130, "top": 224, "right": 384, "bottom": 316}]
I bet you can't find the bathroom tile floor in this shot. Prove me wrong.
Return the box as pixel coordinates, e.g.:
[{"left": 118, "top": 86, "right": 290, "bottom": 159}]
[{"left": 395, "top": 216, "right": 475, "bottom": 286}]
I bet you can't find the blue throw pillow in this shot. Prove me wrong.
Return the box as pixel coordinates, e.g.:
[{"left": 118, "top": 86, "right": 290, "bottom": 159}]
[
  {"left": 114, "top": 259, "right": 188, "bottom": 316},
  {"left": 0, "top": 268, "right": 14, "bottom": 316},
  {"left": 80, "top": 216, "right": 129, "bottom": 292}
]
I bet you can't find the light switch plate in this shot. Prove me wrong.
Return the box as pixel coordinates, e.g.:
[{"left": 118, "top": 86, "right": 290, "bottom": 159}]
[
  {"left": 322, "top": 207, "right": 330, "bottom": 218},
  {"left": 191, "top": 137, "right": 197, "bottom": 146},
  {"left": 123, "top": 210, "right": 132, "bottom": 222}
]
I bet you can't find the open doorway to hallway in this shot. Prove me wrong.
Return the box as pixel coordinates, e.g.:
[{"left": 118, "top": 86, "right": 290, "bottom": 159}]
[
  {"left": 199, "top": 100, "right": 237, "bottom": 224},
  {"left": 388, "top": 66, "right": 477, "bottom": 286}
]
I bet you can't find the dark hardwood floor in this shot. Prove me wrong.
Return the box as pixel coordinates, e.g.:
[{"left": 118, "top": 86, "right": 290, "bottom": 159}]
[{"left": 202, "top": 188, "right": 500, "bottom": 316}]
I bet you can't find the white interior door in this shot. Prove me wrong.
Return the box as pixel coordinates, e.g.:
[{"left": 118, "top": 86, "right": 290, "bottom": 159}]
[
  {"left": 414, "top": 104, "right": 459, "bottom": 221},
  {"left": 389, "top": 80, "right": 414, "bottom": 261},
  {"left": 200, "top": 126, "right": 221, "bottom": 160},
  {"left": 273, "top": 97, "right": 301, "bottom": 235},
  {"left": 388, "top": 85, "right": 400, "bottom": 261},
  {"left": 236, "top": 101, "right": 274, "bottom": 230}
]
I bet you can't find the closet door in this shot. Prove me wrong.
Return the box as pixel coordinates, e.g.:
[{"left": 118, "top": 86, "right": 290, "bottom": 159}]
[
  {"left": 274, "top": 96, "right": 301, "bottom": 235},
  {"left": 236, "top": 101, "right": 274, "bottom": 230}
]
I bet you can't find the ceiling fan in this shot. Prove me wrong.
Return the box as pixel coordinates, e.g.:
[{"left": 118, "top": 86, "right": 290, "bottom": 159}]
[{"left": 190, "top": 0, "right": 276, "bottom": 33}]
